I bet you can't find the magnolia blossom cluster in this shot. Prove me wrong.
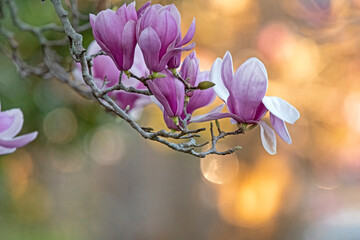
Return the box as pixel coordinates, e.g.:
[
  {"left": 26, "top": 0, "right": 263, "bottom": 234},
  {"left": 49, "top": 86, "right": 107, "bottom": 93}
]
[{"left": 86, "top": 1, "right": 300, "bottom": 155}]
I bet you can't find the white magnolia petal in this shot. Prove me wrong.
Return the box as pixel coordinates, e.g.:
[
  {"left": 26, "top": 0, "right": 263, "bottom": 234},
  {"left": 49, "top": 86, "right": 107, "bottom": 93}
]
[
  {"left": 190, "top": 104, "right": 224, "bottom": 122},
  {"left": 210, "top": 58, "right": 229, "bottom": 102},
  {"left": 262, "top": 96, "right": 300, "bottom": 124},
  {"left": 0, "top": 131, "right": 38, "bottom": 148},
  {"left": 258, "top": 120, "right": 277, "bottom": 155},
  {"left": 0, "top": 109, "right": 24, "bottom": 138},
  {"left": 270, "top": 113, "right": 292, "bottom": 144},
  {"left": 0, "top": 146, "right": 16, "bottom": 155}
]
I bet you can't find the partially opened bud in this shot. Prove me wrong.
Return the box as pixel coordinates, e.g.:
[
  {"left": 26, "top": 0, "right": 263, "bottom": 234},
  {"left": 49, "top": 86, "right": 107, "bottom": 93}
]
[
  {"left": 180, "top": 51, "right": 199, "bottom": 96},
  {"left": 137, "top": 4, "right": 196, "bottom": 72}
]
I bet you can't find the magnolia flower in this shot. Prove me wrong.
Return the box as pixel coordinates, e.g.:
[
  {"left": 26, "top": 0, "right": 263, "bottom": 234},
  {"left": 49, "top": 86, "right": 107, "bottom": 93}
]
[
  {"left": 136, "top": 3, "right": 196, "bottom": 72},
  {"left": 192, "top": 52, "right": 300, "bottom": 154},
  {"left": 179, "top": 51, "right": 199, "bottom": 97},
  {"left": 151, "top": 52, "right": 215, "bottom": 130},
  {"left": 90, "top": 2, "right": 138, "bottom": 71},
  {"left": 0, "top": 104, "right": 37, "bottom": 155},
  {"left": 73, "top": 41, "right": 151, "bottom": 118},
  {"left": 146, "top": 69, "right": 185, "bottom": 120},
  {"left": 163, "top": 71, "right": 215, "bottom": 130}
]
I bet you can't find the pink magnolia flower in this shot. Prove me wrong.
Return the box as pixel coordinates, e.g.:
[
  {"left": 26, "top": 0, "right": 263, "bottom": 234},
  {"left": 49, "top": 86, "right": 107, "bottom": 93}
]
[
  {"left": 136, "top": 3, "right": 196, "bottom": 72},
  {"left": 90, "top": 2, "right": 138, "bottom": 71},
  {"left": 73, "top": 41, "right": 151, "bottom": 118},
  {"left": 0, "top": 104, "right": 37, "bottom": 155},
  {"left": 192, "top": 52, "right": 300, "bottom": 154},
  {"left": 146, "top": 69, "right": 185, "bottom": 119},
  {"left": 150, "top": 52, "right": 215, "bottom": 130},
  {"left": 162, "top": 71, "right": 215, "bottom": 130}
]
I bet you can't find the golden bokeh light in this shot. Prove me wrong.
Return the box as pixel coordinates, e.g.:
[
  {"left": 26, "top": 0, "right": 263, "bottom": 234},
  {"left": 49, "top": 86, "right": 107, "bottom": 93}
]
[
  {"left": 257, "top": 23, "right": 296, "bottom": 64},
  {"left": 12, "top": 181, "right": 52, "bottom": 223},
  {"left": 200, "top": 154, "right": 240, "bottom": 184},
  {"left": 279, "top": 38, "right": 321, "bottom": 84},
  {"left": 209, "top": 0, "right": 254, "bottom": 16},
  {"left": 217, "top": 157, "right": 293, "bottom": 227},
  {"left": 3, "top": 150, "right": 33, "bottom": 199},
  {"left": 43, "top": 108, "right": 78, "bottom": 144},
  {"left": 343, "top": 92, "right": 360, "bottom": 133}
]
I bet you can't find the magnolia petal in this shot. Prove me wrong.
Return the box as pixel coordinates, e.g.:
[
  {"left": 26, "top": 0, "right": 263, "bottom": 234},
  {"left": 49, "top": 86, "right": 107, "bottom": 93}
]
[
  {"left": 190, "top": 104, "right": 224, "bottom": 122},
  {"left": 146, "top": 80, "right": 174, "bottom": 117},
  {"left": 174, "top": 78, "right": 185, "bottom": 116},
  {"left": 178, "top": 42, "right": 196, "bottom": 52},
  {"left": 166, "top": 4, "right": 181, "bottom": 29},
  {"left": 210, "top": 58, "right": 229, "bottom": 102},
  {"left": 121, "top": 20, "right": 137, "bottom": 70},
  {"left": 270, "top": 113, "right": 292, "bottom": 144},
  {"left": 156, "top": 11, "right": 179, "bottom": 57},
  {"left": 0, "top": 109, "right": 24, "bottom": 138},
  {"left": 259, "top": 120, "right": 277, "bottom": 155},
  {"left": 138, "top": 27, "right": 161, "bottom": 71},
  {"left": 90, "top": 14, "right": 111, "bottom": 55},
  {"left": 89, "top": 41, "right": 120, "bottom": 85},
  {"left": 191, "top": 112, "right": 240, "bottom": 123},
  {"left": 146, "top": 70, "right": 184, "bottom": 117},
  {"left": 0, "top": 131, "right": 38, "bottom": 148},
  {"left": 158, "top": 46, "right": 184, "bottom": 72},
  {"left": 262, "top": 96, "right": 300, "bottom": 124},
  {"left": 178, "top": 18, "right": 196, "bottom": 46},
  {"left": 187, "top": 72, "right": 216, "bottom": 114},
  {"left": 0, "top": 146, "right": 16, "bottom": 155},
  {"left": 137, "top": 1, "right": 151, "bottom": 17},
  {"left": 221, "top": 51, "right": 234, "bottom": 90},
  {"left": 230, "top": 57, "right": 268, "bottom": 121},
  {"left": 116, "top": 2, "right": 137, "bottom": 22}
]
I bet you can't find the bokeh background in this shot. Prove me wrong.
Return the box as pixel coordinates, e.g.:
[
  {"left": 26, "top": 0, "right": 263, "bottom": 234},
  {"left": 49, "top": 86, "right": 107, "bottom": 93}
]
[{"left": 1, "top": 0, "right": 360, "bottom": 239}]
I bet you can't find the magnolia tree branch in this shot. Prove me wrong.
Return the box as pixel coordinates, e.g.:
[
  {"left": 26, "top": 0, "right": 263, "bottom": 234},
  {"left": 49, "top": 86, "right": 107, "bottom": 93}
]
[{"left": 0, "top": 0, "right": 246, "bottom": 158}]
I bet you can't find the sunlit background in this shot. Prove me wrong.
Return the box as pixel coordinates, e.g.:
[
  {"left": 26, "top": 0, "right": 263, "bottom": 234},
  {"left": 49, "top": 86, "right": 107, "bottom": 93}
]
[{"left": 0, "top": 0, "right": 360, "bottom": 239}]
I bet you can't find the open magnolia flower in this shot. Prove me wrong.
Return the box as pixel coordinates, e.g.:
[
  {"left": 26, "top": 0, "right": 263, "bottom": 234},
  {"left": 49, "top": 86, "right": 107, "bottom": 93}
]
[
  {"left": 0, "top": 104, "right": 37, "bottom": 155},
  {"left": 192, "top": 52, "right": 300, "bottom": 154}
]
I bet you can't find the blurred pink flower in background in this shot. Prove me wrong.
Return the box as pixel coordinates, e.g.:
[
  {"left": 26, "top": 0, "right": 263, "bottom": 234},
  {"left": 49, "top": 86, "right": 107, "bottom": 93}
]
[
  {"left": 73, "top": 41, "right": 151, "bottom": 118},
  {"left": 0, "top": 103, "right": 37, "bottom": 155}
]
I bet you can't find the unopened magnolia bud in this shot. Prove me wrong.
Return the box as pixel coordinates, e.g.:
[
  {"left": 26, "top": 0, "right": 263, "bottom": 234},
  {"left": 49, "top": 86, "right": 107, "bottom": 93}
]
[
  {"left": 152, "top": 72, "right": 167, "bottom": 79},
  {"left": 197, "top": 81, "right": 215, "bottom": 90}
]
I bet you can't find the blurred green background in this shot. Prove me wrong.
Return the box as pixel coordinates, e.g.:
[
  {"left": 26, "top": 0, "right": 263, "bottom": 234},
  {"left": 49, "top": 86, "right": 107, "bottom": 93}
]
[{"left": 1, "top": 0, "right": 360, "bottom": 239}]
